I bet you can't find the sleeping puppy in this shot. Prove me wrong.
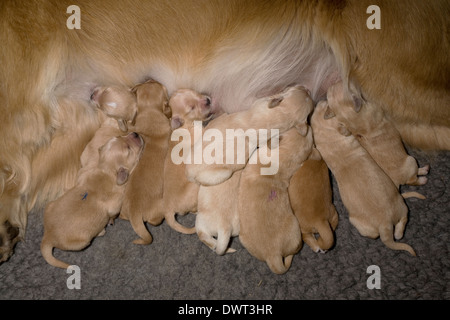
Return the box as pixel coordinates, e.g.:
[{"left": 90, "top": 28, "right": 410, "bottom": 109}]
[
  {"left": 239, "top": 128, "right": 314, "bottom": 274},
  {"left": 185, "top": 85, "right": 313, "bottom": 186},
  {"left": 129, "top": 89, "right": 219, "bottom": 244},
  {"left": 90, "top": 85, "right": 138, "bottom": 132},
  {"left": 41, "top": 132, "right": 144, "bottom": 269},
  {"left": 288, "top": 156, "right": 339, "bottom": 253},
  {"left": 119, "top": 80, "right": 172, "bottom": 245},
  {"left": 311, "top": 100, "right": 416, "bottom": 256},
  {"left": 326, "top": 81, "right": 429, "bottom": 190},
  {"left": 195, "top": 170, "right": 241, "bottom": 255}
]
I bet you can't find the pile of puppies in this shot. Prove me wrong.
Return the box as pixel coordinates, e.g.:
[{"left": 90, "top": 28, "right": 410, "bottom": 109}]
[{"left": 40, "top": 79, "right": 429, "bottom": 274}]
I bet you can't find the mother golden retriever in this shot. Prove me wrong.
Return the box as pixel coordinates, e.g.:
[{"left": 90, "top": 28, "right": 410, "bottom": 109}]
[{"left": 0, "top": 0, "right": 449, "bottom": 262}]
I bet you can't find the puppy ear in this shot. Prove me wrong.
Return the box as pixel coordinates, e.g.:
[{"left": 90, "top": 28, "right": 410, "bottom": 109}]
[
  {"left": 130, "top": 109, "right": 137, "bottom": 126},
  {"left": 268, "top": 97, "right": 284, "bottom": 108},
  {"left": 116, "top": 167, "right": 129, "bottom": 185},
  {"left": 351, "top": 94, "right": 363, "bottom": 113},
  {"left": 171, "top": 116, "right": 184, "bottom": 130},
  {"left": 323, "top": 106, "right": 336, "bottom": 119},
  {"left": 162, "top": 101, "right": 172, "bottom": 119},
  {"left": 337, "top": 123, "right": 352, "bottom": 136},
  {"left": 117, "top": 119, "right": 128, "bottom": 132},
  {"left": 295, "top": 123, "right": 309, "bottom": 137}
]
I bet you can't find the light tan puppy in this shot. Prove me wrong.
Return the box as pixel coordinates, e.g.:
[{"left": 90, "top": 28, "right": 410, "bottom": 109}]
[
  {"left": 119, "top": 80, "right": 172, "bottom": 245},
  {"left": 239, "top": 128, "right": 314, "bottom": 274},
  {"left": 129, "top": 89, "right": 219, "bottom": 244},
  {"left": 326, "top": 81, "right": 429, "bottom": 189},
  {"left": 195, "top": 170, "right": 242, "bottom": 255},
  {"left": 288, "top": 157, "right": 339, "bottom": 253},
  {"left": 186, "top": 85, "right": 313, "bottom": 186},
  {"left": 41, "top": 132, "right": 144, "bottom": 268},
  {"left": 90, "top": 85, "right": 138, "bottom": 132},
  {"left": 311, "top": 100, "right": 416, "bottom": 256}
]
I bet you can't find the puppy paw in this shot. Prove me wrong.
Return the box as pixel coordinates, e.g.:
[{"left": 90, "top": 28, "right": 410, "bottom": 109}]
[
  {"left": 418, "top": 164, "right": 430, "bottom": 176},
  {"left": 0, "top": 221, "right": 20, "bottom": 263}
]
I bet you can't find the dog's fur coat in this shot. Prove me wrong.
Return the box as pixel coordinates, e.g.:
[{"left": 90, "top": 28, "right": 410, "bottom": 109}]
[
  {"left": 0, "top": 0, "right": 448, "bottom": 261},
  {"left": 311, "top": 101, "right": 416, "bottom": 256}
]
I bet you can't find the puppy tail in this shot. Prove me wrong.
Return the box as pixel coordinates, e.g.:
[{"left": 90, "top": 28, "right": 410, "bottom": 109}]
[
  {"left": 315, "top": 222, "right": 336, "bottom": 251},
  {"left": 401, "top": 191, "right": 426, "bottom": 200},
  {"left": 379, "top": 226, "right": 416, "bottom": 256},
  {"left": 165, "top": 213, "right": 196, "bottom": 235},
  {"left": 40, "top": 239, "right": 70, "bottom": 269},
  {"left": 266, "top": 255, "right": 294, "bottom": 275},
  {"left": 130, "top": 214, "right": 153, "bottom": 245},
  {"left": 215, "top": 229, "right": 235, "bottom": 256}
]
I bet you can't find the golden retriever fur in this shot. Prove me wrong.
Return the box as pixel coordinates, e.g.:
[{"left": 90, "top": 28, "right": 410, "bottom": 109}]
[
  {"left": 239, "top": 128, "right": 314, "bottom": 274},
  {"left": 288, "top": 157, "right": 339, "bottom": 253},
  {"left": 0, "top": 0, "right": 449, "bottom": 261},
  {"left": 127, "top": 89, "right": 216, "bottom": 245},
  {"left": 311, "top": 101, "right": 416, "bottom": 256},
  {"left": 41, "top": 132, "right": 144, "bottom": 269}
]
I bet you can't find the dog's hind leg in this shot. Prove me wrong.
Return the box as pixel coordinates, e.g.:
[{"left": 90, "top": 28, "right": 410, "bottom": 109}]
[
  {"left": 266, "top": 255, "right": 293, "bottom": 275},
  {"left": 215, "top": 229, "right": 235, "bottom": 255},
  {"left": 129, "top": 214, "right": 153, "bottom": 245}
]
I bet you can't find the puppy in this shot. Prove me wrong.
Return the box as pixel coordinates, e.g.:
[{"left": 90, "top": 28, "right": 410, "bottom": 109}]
[
  {"left": 90, "top": 85, "right": 138, "bottom": 132},
  {"left": 288, "top": 157, "right": 339, "bottom": 253},
  {"left": 239, "top": 128, "right": 314, "bottom": 274},
  {"left": 41, "top": 132, "right": 144, "bottom": 268},
  {"left": 186, "top": 85, "right": 313, "bottom": 186},
  {"left": 119, "top": 80, "right": 172, "bottom": 245},
  {"left": 311, "top": 100, "right": 416, "bottom": 256},
  {"left": 130, "top": 89, "right": 219, "bottom": 244},
  {"left": 195, "top": 170, "right": 241, "bottom": 255},
  {"left": 326, "top": 81, "right": 429, "bottom": 190}
]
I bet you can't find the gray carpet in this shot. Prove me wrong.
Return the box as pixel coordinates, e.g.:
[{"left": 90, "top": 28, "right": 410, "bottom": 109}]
[{"left": 0, "top": 148, "right": 448, "bottom": 300}]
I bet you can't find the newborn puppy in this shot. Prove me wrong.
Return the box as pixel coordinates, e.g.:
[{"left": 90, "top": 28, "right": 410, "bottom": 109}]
[
  {"left": 288, "top": 156, "right": 339, "bottom": 253},
  {"left": 326, "top": 81, "right": 429, "bottom": 189},
  {"left": 90, "top": 85, "right": 138, "bottom": 132},
  {"left": 239, "top": 128, "right": 314, "bottom": 274},
  {"left": 311, "top": 100, "right": 416, "bottom": 256},
  {"left": 195, "top": 170, "right": 242, "bottom": 255},
  {"left": 130, "top": 89, "right": 218, "bottom": 243},
  {"left": 119, "top": 80, "right": 172, "bottom": 245},
  {"left": 186, "top": 85, "right": 313, "bottom": 186},
  {"left": 41, "top": 132, "right": 144, "bottom": 268}
]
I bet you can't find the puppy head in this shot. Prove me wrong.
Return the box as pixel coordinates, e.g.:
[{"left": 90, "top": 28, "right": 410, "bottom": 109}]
[
  {"left": 168, "top": 89, "right": 215, "bottom": 129},
  {"left": 327, "top": 81, "right": 364, "bottom": 115},
  {"left": 90, "top": 85, "right": 137, "bottom": 132},
  {"left": 267, "top": 85, "right": 314, "bottom": 136},
  {"left": 132, "top": 79, "right": 171, "bottom": 118},
  {"left": 98, "top": 132, "right": 144, "bottom": 185},
  {"left": 312, "top": 100, "right": 352, "bottom": 137}
]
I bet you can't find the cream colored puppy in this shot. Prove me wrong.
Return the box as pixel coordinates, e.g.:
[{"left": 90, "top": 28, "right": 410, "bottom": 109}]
[
  {"left": 326, "top": 81, "right": 429, "bottom": 189},
  {"left": 195, "top": 170, "right": 241, "bottom": 255},
  {"left": 239, "top": 128, "right": 314, "bottom": 274},
  {"left": 136, "top": 89, "right": 219, "bottom": 242},
  {"left": 311, "top": 100, "right": 416, "bottom": 256},
  {"left": 288, "top": 157, "right": 339, "bottom": 253},
  {"left": 90, "top": 85, "right": 138, "bottom": 132},
  {"left": 185, "top": 85, "right": 313, "bottom": 186},
  {"left": 41, "top": 132, "right": 144, "bottom": 269}
]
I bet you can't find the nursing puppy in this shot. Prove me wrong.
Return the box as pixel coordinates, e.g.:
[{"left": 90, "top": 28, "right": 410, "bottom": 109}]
[
  {"left": 41, "top": 132, "right": 144, "bottom": 269},
  {"left": 196, "top": 170, "right": 241, "bottom": 255},
  {"left": 119, "top": 80, "right": 172, "bottom": 245},
  {"left": 186, "top": 85, "right": 313, "bottom": 186},
  {"left": 239, "top": 128, "right": 314, "bottom": 274},
  {"left": 311, "top": 100, "right": 416, "bottom": 256},
  {"left": 129, "top": 89, "right": 218, "bottom": 244},
  {"left": 2, "top": 1, "right": 449, "bottom": 263},
  {"left": 288, "top": 157, "right": 339, "bottom": 253},
  {"left": 90, "top": 85, "right": 138, "bottom": 132},
  {"left": 326, "top": 81, "right": 429, "bottom": 189}
]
